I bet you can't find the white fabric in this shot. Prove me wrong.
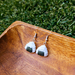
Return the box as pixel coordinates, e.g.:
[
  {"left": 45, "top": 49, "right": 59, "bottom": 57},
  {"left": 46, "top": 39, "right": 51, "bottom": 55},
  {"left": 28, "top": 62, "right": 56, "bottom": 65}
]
[
  {"left": 25, "top": 41, "right": 36, "bottom": 52},
  {"left": 36, "top": 45, "right": 48, "bottom": 56}
]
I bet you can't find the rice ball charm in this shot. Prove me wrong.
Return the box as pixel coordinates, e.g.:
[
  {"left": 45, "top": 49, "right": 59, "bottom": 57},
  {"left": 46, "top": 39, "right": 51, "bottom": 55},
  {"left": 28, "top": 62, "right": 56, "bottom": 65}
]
[{"left": 36, "top": 44, "right": 48, "bottom": 57}]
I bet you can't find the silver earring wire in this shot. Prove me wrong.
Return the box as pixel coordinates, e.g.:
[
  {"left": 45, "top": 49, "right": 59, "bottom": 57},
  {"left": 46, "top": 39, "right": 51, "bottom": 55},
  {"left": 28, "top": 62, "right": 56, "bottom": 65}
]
[
  {"left": 33, "top": 33, "right": 37, "bottom": 41},
  {"left": 44, "top": 31, "right": 52, "bottom": 45},
  {"left": 32, "top": 26, "right": 38, "bottom": 41}
]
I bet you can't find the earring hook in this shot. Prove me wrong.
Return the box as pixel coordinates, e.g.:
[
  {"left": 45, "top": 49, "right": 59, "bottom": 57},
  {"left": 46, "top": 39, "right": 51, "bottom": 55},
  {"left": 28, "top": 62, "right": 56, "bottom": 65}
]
[
  {"left": 33, "top": 33, "right": 37, "bottom": 41},
  {"left": 44, "top": 31, "right": 52, "bottom": 45}
]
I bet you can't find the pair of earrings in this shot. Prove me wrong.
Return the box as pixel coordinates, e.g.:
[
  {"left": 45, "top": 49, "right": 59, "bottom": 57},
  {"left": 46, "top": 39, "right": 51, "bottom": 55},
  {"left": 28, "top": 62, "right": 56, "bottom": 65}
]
[{"left": 25, "top": 32, "right": 50, "bottom": 57}]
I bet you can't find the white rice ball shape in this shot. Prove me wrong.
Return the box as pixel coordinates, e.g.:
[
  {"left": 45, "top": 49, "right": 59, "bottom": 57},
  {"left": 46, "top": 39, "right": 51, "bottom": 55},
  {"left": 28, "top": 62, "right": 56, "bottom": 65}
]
[
  {"left": 36, "top": 45, "right": 48, "bottom": 57},
  {"left": 25, "top": 41, "right": 36, "bottom": 53}
]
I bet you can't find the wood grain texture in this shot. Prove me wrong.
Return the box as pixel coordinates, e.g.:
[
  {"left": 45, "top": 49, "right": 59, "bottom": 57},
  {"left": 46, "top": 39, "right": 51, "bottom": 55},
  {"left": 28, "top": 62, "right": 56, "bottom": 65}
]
[{"left": 0, "top": 21, "right": 75, "bottom": 75}]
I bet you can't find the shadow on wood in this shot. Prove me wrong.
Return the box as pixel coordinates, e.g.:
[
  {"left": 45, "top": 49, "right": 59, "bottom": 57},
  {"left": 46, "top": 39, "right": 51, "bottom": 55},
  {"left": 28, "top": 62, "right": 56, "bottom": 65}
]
[{"left": 0, "top": 21, "right": 75, "bottom": 75}]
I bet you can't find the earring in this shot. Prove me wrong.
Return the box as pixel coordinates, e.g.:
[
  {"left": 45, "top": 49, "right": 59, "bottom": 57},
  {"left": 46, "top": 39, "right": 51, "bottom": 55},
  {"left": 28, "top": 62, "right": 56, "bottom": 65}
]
[
  {"left": 36, "top": 32, "right": 51, "bottom": 57},
  {"left": 25, "top": 33, "right": 37, "bottom": 53}
]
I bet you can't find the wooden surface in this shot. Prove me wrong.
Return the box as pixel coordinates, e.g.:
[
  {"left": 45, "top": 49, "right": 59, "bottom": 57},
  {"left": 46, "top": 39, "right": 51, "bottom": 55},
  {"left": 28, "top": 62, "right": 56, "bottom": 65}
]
[{"left": 0, "top": 21, "right": 75, "bottom": 75}]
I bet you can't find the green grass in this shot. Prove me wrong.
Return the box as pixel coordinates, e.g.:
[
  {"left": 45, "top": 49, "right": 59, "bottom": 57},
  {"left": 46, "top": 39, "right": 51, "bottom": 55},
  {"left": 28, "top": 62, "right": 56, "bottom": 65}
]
[{"left": 0, "top": 0, "right": 75, "bottom": 38}]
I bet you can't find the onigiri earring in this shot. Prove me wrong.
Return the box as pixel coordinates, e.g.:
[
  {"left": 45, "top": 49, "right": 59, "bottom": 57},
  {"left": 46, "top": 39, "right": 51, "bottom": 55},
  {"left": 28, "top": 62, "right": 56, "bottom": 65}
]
[
  {"left": 25, "top": 33, "right": 37, "bottom": 53},
  {"left": 36, "top": 32, "right": 52, "bottom": 57},
  {"left": 36, "top": 35, "right": 49, "bottom": 57}
]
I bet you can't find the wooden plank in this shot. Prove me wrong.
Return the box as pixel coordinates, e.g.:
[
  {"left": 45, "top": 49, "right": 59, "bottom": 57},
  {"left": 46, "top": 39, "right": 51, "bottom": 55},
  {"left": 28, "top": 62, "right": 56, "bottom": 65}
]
[{"left": 0, "top": 21, "right": 75, "bottom": 75}]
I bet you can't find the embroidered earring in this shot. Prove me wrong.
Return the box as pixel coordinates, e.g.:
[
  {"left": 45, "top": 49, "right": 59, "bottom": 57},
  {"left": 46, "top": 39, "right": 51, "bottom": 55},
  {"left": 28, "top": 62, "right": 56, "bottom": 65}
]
[
  {"left": 36, "top": 32, "right": 51, "bottom": 57},
  {"left": 25, "top": 33, "right": 37, "bottom": 53}
]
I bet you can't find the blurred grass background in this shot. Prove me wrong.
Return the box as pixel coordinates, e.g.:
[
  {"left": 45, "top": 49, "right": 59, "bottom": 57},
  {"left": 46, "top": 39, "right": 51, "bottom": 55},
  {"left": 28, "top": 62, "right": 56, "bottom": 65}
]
[{"left": 0, "top": 0, "right": 75, "bottom": 38}]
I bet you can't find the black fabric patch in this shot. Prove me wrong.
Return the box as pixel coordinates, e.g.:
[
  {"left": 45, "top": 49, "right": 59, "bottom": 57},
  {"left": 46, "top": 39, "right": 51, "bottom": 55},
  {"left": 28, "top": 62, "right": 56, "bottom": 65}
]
[
  {"left": 38, "top": 51, "right": 44, "bottom": 56},
  {"left": 26, "top": 47, "right": 32, "bottom": 52}
]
